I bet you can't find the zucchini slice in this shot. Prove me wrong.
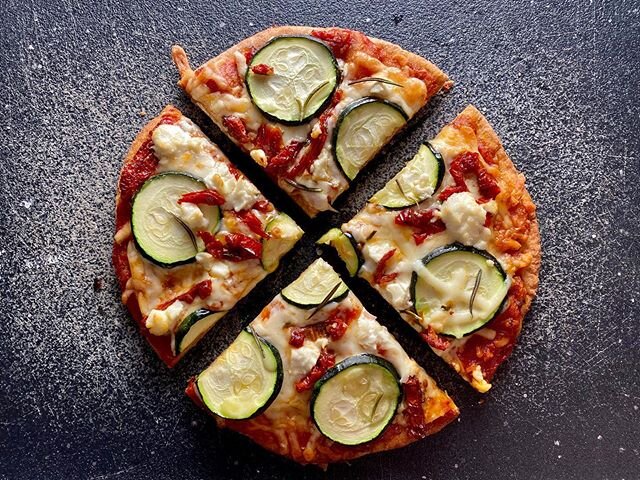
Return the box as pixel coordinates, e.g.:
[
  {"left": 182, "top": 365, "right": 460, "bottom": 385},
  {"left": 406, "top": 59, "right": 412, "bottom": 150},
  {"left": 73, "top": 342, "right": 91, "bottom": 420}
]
[
  {"left": 131, "top": 172, "right": 220, "bottom": 268},
  {"left": 261, "top": 213, "right": 303, "bottom": 273},
  {"left": 172, "top": 309, "right": 225, "bottom": 355},
  {"left": 246, "top": 36, "right": 339, "bottom": 125},
  {"left": 311, "top": 354, "right": 402, "bottom": 446},
  {"left": 317, "top": 228, "right": 362, "bottom": 277},
  {"left": 334, "top": 98, "right": 408, "bottom": 181},
  {"left": 196, "top": 329, "right": 283, "bottom": 420},
  {"left": 411, "top": 243, "right": 509, "bottom": 338},
  {"left": 370, "top": 142, "right": 444, "bottom": 208},
  {"left": 281, "top": 259, "right": 349, "bottom": 309}
]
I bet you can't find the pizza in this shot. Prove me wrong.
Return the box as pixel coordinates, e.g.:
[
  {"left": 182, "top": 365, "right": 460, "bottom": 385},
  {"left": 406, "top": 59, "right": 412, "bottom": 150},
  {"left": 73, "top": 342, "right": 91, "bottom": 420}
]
[
  {"left": 112, "top": 105, "right": 303, "bottom": 367},
  {"left": 171, "top": 26, "right": 450, "bottom": 217},
  {"left": 185, "top": 258, "right": 458, "bottom": 465},
  {"left": 318, "top": 105, "right": 540, "bottom": 392}
]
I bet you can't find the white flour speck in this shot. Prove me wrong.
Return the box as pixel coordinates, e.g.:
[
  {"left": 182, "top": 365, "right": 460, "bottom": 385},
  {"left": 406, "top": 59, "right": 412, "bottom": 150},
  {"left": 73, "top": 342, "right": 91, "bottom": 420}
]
[{"left": 554, "top": 440, "right": 560, "bottom": 446}]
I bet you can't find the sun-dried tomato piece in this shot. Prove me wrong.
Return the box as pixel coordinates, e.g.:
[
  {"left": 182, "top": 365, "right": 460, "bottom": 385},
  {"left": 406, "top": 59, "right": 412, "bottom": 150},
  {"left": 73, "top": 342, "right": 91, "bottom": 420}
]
[
  {"left": 222, "top": 115, "right": 251, "bottom": 144},
  {"left": 198, "top": 231, "right": 262, "bottom": 261},
  {"left": 251, "top": 63, "right": 274, "bottom": 75},
  {"left": 373, "top": 249, "right": 399, "bottom": 285},
  {"left": 295, "top": 348, "right": 336, "bottom": 392},
  {"left": 178, "top": 189, "right": 225, "bottom": 206},
  {"left": 235, "top": 210, "right": 268, "bottom": 238},
  {"left": 420, "top": 325, "right": 452, "bottom": 351},
  {"left": 395, "top": 209, "right": 447, "bottom": 245}
]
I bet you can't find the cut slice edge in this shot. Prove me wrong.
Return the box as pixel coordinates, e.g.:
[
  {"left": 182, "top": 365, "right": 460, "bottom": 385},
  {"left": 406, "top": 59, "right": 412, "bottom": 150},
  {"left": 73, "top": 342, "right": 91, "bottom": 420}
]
[
  {"left": 317, "top": 228, "right": 361, "bottom": 277},
  {"left": 173, "top": 309, "right": 226, "bottom": 355},
  {"left": 196, "top": 329, "right": 283, "bottom": 420},
  {"left": 281, "top": 258, "right": 349, "bottom": 308},
  {"left": 261, "top": 213, "right": 304, "bottom": 272},
  {"left": 334, "top": 98, "right": 408, "bottom": 181},
  {"left": 370, "top": 142, "right": 444, "bottom": 208}
]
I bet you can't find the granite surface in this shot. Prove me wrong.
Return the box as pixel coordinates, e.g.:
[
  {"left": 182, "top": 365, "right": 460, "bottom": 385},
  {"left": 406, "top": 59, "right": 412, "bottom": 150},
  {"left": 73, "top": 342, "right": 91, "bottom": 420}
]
[{"left": 1, "top": 0, "right": 639, "bottom": 479}]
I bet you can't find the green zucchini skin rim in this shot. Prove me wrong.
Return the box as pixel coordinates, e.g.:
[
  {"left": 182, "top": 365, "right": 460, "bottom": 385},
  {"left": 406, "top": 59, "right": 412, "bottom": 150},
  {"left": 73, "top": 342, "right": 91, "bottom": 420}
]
[
  {"left": 332, "top": 97, "right": 409, "bottom": 182},
  {"left": 172, "top": 308, "right": 222, "bottom": 355},
  {"left": 245, "top": 35, "right": 340, "bottom": 126},
  {"left": 281, "top": 286, "right": 350, "bottom": 310},
  {"left": 342, "top": 231, "right": 364, "bottom": 277},
  {"left": 410, "top": 242, "right": 509, "bottom": 339},
  {"left": 310, "top": 353, "right": 403, "bottom": 446},
  {"left": 372, "top": 142, "right": 445, "bottom": 211},
  {"left": 131, "top": 171, "right": 221, "bottom": 269},
  {"left": 196, "top": 328, "right": 284, "bottom": 420}
]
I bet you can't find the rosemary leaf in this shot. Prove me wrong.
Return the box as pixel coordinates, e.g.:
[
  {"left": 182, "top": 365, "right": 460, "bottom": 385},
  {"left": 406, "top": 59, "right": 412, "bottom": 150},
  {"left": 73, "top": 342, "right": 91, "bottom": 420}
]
[
  {"left": 285, "top": 178, "right": 323, "bottom": 193},
  {"left": 168, "top": 211, "right": 198, "bottom": 253},
  {"left": 248, "top": 325, "right": 265, "bottom": 360},
  {"left": 469, "top": 269, "right": 483, "bottom": 317},
  {"left": 349, "top": 77, "right": 404, "bottom": 88},
  {"left": 309, "top": 282, "right": 342, "bottom": 319}
]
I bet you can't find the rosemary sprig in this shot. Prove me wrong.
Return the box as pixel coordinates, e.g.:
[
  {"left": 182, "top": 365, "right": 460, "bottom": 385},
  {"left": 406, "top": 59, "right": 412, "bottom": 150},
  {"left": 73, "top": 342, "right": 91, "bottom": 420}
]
[
  {"left": 366, "top": 230, "right": 378, "bottom": 241},
  {"left": 370, "top": 393, "right": 383, "bottom": 421},
  {"left": 168, "top": 211, "right": 198, "bottom": 252},
  {"left": 285, "top": 178, "right": 323, "bottom": 193},
  {"left": 308, "top": 282, "right": 342, "bottom": 319},
  {"left": 298, "top": 80, "right": 330, "bottom": 121},
  {"left": 348, "top": 77, "right": 404, "bottom": 88},
  {"left": 247, "top": 325, "right": 265, "bottom": 360},
  {"left": 469, "top": 269, "right": 483, "bottom": 317}
]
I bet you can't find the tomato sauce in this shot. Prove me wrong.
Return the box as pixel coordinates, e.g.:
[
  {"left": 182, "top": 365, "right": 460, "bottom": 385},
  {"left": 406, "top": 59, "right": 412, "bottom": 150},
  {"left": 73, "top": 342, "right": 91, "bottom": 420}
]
[{"left": 457, "top": 277, "right": 526, "bottom": 381}]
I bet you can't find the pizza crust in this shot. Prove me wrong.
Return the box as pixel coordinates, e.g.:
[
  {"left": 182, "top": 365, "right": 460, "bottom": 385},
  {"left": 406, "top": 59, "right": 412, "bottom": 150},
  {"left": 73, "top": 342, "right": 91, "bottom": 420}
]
[{"left": 172, "top": 26, "right": 448, "bottom": 94}]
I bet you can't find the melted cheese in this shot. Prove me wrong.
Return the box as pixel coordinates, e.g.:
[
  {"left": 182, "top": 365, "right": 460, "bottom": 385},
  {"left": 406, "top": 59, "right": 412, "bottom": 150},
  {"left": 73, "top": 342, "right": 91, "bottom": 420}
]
[
  {"left": 184, "top": 48, "right": 430, "bottom": 215},
  {"left": 122, "top": 114, "right": 302, "bottom": 340},
  {"left": 439, "top": 192, "right": 491, "bottom": 249}
]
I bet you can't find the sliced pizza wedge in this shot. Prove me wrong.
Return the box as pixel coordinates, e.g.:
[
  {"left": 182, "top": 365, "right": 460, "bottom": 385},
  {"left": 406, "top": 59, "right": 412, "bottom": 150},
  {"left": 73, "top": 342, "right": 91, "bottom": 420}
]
[
  {"left": 186, "top": 258, "right": 458, "bottom": 465},
  {"left": 113, "top": 105, "right": 303, "bottom": 367},
  {"left": 319, "top": 105, "right": 540, "bottom": 392},
  {"left": 172, "top": 26, "right": 450, "bottom": 217}
]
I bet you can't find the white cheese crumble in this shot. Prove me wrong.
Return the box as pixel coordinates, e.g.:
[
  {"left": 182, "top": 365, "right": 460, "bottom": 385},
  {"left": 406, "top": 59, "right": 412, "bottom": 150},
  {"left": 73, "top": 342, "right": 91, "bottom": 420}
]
[
  {"left": 152, "top": 123, "right": 205, "bottom": 160},
  {"left": 439, "top": 192, "right": 491, "bottom": 249},
  {"left": 203, "top": 161, "right": 260, "bottom": 211},
  {"left": 289, "top": 337, "right": 328, "bottom": 378},
  {"left": 177, "top": 202, "right": 209, "bottom": 231},
  {"left": 145, "top": 300, "right": 185, "bottom": 336}
]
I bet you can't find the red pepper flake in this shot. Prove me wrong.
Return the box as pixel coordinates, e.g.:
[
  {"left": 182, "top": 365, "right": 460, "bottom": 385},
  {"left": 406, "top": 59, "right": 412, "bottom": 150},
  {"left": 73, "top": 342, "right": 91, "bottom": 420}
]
[
  {"left": 402, "top": 376, "right": 428, "bottom": 437},
  {"left": 222, "top": 115, "right": 251, "bottom": 145},
  {"left": 295, "top": 348, "right": 336, "bottom": 392},
  {"left": 420, "top": 325, "right": 452, "bottom": 351},
  {"left": 373, "top": 249, "right": 399, "bottom": 285},
  {"left": 438, "top": 151, "right": 500, "bottom": 202},
  {"left": 325, "top": 307, "right": 358, "bottom": 340},
  {"left": 251, "top": 63, "right": 274, "bottom": 75},
  {"left": 178, "top": 189, "right": 225, "bottom": 206},
  {"left": 235, "top": 210, "right": 268, "bottom": 238},
  {"left": 395, "top": 209, "right": 446, "bottom": 245},
  {"left": 198, "top": 231, "right": 262, "bottom": 261},
  {"left": 289, "top": 328, "right": 306, "bottom": 348}
]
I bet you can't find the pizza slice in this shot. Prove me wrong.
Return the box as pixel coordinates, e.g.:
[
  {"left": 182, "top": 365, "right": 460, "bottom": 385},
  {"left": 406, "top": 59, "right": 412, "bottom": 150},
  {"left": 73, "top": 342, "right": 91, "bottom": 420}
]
[
  {"left": 186, "top": 258, "right": 458, "bottom": 465},
  {"left": 113, "top": 105, "right": 303, "bottom": 367},
  {"left": 171, "top": 27, "right": 450, "bottom": 217},
  {"left": 318, "top": 105, "right": 540, "bottom": 392}
]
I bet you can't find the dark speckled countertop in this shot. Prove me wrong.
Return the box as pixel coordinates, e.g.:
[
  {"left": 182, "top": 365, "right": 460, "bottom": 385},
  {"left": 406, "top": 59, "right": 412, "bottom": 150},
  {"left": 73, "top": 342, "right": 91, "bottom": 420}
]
[{"left": 1, "top": 1, "right": 639, "bottom": 479}]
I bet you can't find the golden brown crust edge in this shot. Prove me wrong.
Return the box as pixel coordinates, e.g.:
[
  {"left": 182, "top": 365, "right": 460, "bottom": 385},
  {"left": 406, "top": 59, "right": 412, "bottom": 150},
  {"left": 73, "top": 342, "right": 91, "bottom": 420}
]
[
  {"left": 172, "top": 25, "right": 448, "bottom": 89},
  {"left": 458, "top": 104, "right": 541, "bottom": 312}
]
